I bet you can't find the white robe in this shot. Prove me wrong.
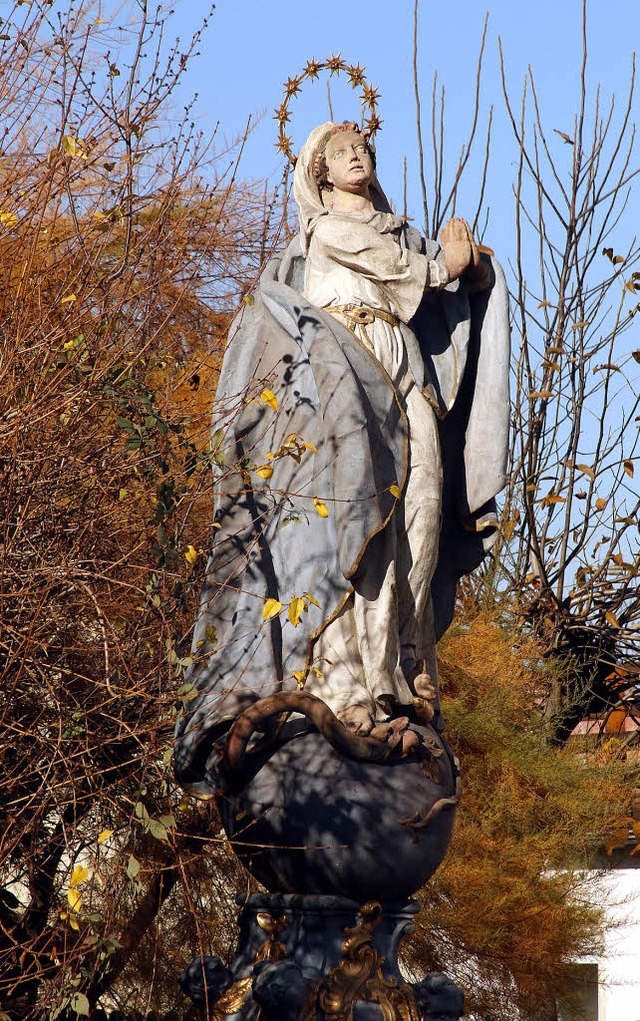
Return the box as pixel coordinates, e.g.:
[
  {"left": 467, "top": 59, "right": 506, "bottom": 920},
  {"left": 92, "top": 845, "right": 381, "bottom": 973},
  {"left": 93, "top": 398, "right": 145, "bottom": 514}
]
[{"left": 303, "top": 208, "right": 449, "bottom": 719}]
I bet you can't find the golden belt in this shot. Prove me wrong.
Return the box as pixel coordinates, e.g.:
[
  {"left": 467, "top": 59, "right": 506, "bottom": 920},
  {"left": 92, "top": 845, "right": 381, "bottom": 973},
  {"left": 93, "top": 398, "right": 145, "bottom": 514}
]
[
  {"left": 323, "top": 303, "right": 399, "bottom": 329},
  {"left": 324, "top": 302, "right": 442, "bottom": 417}
]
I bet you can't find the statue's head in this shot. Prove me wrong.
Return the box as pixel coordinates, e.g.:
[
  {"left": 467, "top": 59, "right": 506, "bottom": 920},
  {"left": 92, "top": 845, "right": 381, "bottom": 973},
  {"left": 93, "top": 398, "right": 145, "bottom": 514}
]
[
  {"left": 312, "top": 121, "right": 376, "bottom": 193},
  {"left": 414, "top": 972, "right": 465, "bottom": 1021},
  {"left": 294, "top": 120, "right": 390, "bottom": 254}
]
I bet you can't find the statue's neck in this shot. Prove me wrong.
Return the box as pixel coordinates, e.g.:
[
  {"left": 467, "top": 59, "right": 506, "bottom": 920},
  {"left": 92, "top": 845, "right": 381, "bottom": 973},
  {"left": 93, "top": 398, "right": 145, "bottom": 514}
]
[{"left": 331, "top": 187, "right": 374, "bottom": 214}]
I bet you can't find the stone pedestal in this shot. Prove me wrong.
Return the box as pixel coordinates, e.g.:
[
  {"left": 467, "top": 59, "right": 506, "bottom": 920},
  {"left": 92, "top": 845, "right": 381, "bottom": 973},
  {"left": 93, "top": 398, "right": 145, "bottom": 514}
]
[
  {"left": 180, "top": 894, "right": 464, "bottom": 1021},
  {"left": 179, "top": 717, "right": 465, "bottom": 1020}
]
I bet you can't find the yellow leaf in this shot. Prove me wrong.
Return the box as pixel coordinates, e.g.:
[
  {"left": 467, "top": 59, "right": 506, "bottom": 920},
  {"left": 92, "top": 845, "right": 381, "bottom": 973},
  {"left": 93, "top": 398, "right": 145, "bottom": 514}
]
[
  {"left": 69, "top": 914, "right": 80, "bottom": 931},
  {"left": 63, "top": 339, "right": 75, "bottom": 351},
  {"left": 288, "top": 596, "right": 306, "bottom": 627},
  {"left": 60, "top": 294, "right": 77, "bottom": 304},
  {"left": 571, "top": 321, "right": 589, "bottom": 329},
  {"left": 576, "top": 463, "right": 596, "bottom": 480},
  {"left": 540, "top": 493, "right": 566, "bottom": 507},
  {"left": 623, "top": 459, "right": 634, "bottom": 478},
  {"left": 263, "top": 598, "right": 282, "bottom": 621},
  {"left": 97, "top": 829, "right": 114, "bottom": 844},
  {"left": 313, "top": 497, "right": 329, "bottom": 517},
  {"left": 118, "top": 489, "right": 128, "bottom": 501},
  {"left": 529, "top": 390, "right": 553, "bottom": 399},
  {"left": 61, "top": 135, "right": 87, "bottom": 159},
  {"left": 67, "top": 888, "right": 82, "bottom": 913},
  {"left": 502, "top": 517, "right": 517, "bottom": 540},
  {"left": 304, "top": 441, "right": 318, "bottom": 453},
  {"left": 184, "top": 545, "right": 198, "bottom": 566},
  {"left": 69, "top": 864, "right": 89, "bottom": 888},
  {"left": 537, "top": 300, "right": 552, "bottom": 308},
  {"left": 292, "top": 669, "right": 307, "bottom": 688},
  {"left": 260, "top": 388, "right": 278, "bottom": 411},
  {"left": 255, "top": 464, "right": 274, "bottom": 479},
  {"left": 0, "top": 210, "right": 18, "bottom": 227},
  {"left": 303, "top": 592, "right": 320, "bottom": 608},
  {"left": 595, "top": 497, "right": 607, "bottom": 511},
  {"left": 605, "top": 610, "right": 621, "bottom": 628},
  {"left": 389, "top": 483, "right": 401, "bottom": 499}
]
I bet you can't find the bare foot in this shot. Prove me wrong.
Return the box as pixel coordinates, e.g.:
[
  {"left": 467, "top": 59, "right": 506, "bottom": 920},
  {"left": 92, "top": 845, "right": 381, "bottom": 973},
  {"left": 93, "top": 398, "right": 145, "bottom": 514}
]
[{"left": 337, "top": 703, "right": 374, "bottom": 736}]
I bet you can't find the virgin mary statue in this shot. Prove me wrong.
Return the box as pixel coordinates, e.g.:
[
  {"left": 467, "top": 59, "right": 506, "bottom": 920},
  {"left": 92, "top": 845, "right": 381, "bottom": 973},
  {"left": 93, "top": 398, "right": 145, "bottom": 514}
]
[{"left": 174, "top": 121, "right": 510, "bottom": 796}]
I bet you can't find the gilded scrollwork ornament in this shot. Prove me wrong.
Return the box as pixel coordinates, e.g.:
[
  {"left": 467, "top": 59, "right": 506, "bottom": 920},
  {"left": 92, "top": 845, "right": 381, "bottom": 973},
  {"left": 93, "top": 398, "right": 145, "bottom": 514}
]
[{"left": 306, "top": 902, "right": 422, "bottom": 1021}]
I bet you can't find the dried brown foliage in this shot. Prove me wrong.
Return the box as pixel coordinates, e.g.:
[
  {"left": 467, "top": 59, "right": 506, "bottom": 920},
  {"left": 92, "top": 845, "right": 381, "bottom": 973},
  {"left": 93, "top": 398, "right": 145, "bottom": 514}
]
[
  {"left": 406, "top": 613, "right": 629, "bottom": 1019},
  {"left": 0, "top": 2, "right": 282, "bottom": 1017},
  {"left": 2, "top": 3, "right": 637, "bottom": 1019}
]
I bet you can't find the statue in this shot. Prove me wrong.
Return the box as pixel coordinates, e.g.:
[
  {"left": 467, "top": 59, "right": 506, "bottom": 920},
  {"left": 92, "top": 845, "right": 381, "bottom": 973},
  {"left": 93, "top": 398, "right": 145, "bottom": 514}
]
[
  {"left": 174, "top": 119, "right": 510, "bottom": 796},
  {"left": 175, "top": 65, "right": 509, "bottom": 1021}
]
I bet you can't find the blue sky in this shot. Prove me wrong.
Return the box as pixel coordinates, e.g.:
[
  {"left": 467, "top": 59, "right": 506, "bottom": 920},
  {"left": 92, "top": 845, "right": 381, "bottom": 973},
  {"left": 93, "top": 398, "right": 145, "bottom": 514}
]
[{"left": 165, "top": 0, "right": 639, "bottom": 260}]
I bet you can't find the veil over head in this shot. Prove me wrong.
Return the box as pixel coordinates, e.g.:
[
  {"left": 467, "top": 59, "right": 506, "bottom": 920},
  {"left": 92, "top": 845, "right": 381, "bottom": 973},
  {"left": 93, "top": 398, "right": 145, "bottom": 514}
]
[{"left": 293, "top": 121, "right": 394, "bottom": 254}]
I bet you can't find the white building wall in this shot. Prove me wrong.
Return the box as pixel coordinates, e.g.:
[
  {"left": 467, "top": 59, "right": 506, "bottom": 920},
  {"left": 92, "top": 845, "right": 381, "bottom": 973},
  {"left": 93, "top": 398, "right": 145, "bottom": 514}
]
[{"left": 597, "top": 867, "right": 640, "bottom": 1021}]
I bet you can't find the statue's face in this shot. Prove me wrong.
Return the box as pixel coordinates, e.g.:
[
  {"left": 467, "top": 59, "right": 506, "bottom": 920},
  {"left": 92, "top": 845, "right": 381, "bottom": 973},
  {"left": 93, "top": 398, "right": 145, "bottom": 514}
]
[{"left": 324, "top": 130, "right": 373, "bottom": 194}]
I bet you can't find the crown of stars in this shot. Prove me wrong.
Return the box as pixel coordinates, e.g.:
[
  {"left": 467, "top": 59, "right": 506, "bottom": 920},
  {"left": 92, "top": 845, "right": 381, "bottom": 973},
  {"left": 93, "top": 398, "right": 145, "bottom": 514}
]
[{"left": 274, "top": 57, "right": 382, "bottom": 168}]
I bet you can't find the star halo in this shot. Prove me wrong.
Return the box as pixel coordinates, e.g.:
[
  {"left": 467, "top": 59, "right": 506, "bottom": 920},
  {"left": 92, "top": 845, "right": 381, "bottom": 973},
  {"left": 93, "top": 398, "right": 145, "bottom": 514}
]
[{"left": 275, "top": 55, "right": 382, "bottom": 167}]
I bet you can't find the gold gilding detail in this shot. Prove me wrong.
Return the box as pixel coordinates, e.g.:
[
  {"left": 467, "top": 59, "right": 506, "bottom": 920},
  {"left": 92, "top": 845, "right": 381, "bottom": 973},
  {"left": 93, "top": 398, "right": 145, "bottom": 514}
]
[
  {"left": 255, "top": 911, "right": 288, "bottom": 963},
  {"left": 275, "top": 58, "right": 382, "bottom": 167},
  {"left": 309, "top": 901, "right": 422, "bottom": 1021},
  {"left": 212, "top": 912, "right": 289, "bottom": 1018},
  {"left": 211, "top": 976, "right": 252, "bottom": 1019}
]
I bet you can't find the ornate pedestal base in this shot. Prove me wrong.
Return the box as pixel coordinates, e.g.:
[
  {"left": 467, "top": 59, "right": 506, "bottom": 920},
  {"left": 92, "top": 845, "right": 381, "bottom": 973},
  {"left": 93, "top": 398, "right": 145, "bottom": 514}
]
[{"left": 180, "top": 894, "right": 464, "bottom": 1021}]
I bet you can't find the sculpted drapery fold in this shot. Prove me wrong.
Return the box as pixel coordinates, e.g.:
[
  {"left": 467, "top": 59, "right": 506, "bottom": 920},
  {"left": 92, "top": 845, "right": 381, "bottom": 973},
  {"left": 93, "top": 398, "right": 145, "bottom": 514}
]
[{"left": 174, "top": 122, "right": 510, "bottom": 796}]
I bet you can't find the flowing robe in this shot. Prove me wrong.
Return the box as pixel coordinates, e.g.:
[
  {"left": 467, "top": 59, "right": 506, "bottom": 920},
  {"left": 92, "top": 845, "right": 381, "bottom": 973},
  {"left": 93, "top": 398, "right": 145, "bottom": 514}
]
[
  {"left": 303, "top": 208, "right": 448, "bottom": 717},
  {"left": 173, "top": 224, "right": 510, "bottom": 797}
]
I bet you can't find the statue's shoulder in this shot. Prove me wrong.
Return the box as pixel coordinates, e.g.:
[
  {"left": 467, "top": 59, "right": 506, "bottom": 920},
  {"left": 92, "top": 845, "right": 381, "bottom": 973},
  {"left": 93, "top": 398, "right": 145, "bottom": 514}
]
[{"left": 262, "top": 234, "right": 306, "bottom": 291}]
